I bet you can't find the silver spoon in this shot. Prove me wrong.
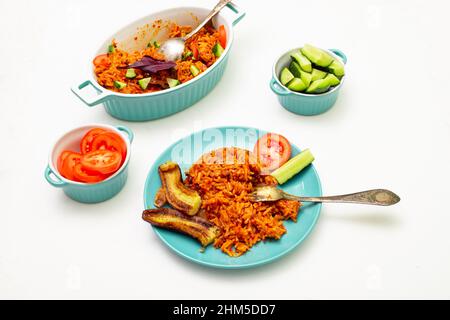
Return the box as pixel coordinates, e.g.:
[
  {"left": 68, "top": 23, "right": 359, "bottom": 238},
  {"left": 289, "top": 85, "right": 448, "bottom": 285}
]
[
  {"left": 250, "top": 186, "right": 401, "bottom": 206},
  {"left": 160, "top": 0, "right": 233, "bottom": 61}
]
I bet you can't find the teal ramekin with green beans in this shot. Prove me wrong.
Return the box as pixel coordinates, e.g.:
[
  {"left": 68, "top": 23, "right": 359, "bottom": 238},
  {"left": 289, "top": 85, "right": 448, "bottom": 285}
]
[
  {"left": 45, "top": 124, "right": 134, "bottom": 204},
  {"left": 270, "top": 45, "right": 347, "bottom": 116}
]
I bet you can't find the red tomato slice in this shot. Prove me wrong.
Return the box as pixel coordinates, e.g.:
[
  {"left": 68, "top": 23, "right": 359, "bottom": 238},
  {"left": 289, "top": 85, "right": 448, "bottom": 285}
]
[
  {"left": 80, "top": 128, "right": 108, "bottom": 154},
  {"left": 254, "top": 133, "right": 292, "bottom": 173},
  {"left": 218, "top": 25, "right": 227, "bottom": 49},
  {"left": 192, "top": 46, "right": 199, "bottom": 60},
  {"left": 91, "top": 132, "right": 127, "bottom": 160},
  {"left": 73, "top": 163, "right": 107, "bottom": 184},
  {"left": 57, "top": 151, "right": 73, "bottom": 174},
  {"left": 60, "top": 152, "right": 83, "bottom": 181},
  {"left": 93, "top": 54, "right": 111, "bottom": 67},
  {"left": 80, "top": 150, "right": 122, "bottom": 175}
]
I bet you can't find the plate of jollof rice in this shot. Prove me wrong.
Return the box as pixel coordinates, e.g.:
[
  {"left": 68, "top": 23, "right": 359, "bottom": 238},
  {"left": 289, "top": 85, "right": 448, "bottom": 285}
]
[{"left": 143, "top": 126, "right": 322, "bottom": 269}]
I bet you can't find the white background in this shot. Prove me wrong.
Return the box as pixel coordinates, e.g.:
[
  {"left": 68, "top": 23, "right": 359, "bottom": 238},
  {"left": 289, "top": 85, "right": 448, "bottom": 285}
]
[{"left": 1, "top": 0, "right": 449, "bottom": 299}]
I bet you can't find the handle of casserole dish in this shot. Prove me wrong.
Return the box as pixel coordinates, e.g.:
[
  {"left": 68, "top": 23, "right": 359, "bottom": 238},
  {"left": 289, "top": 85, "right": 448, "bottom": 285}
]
[
  {"left": 45, "top": 166, "right": 68, "bottom": 188},
  {"left": 116, "top": 126, "right": 134, "bottom": 144},
  {"left": 270, "top": 77, "right": 291, "bottom": 96},
  {"left": 329, "top": 49, "right": 347, "bottom": 64},
  {"left": 71, "top": 80, "right": 112, "bottom": 107},
  {"left": 226, "top": 2, "right": 246, "bottom": 26}
]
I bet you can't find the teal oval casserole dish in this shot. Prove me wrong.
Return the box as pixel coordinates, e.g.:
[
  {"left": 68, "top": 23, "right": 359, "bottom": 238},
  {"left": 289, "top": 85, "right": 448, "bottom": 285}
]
[
  {"left": 270, "top": 47, "right": 347, "bottom": 116},
  {"left": 45, "top": 124, "right": 134, "bottom": 204},
  {"left": 71, "top": 5, "right": 245, "bottom": 122}
]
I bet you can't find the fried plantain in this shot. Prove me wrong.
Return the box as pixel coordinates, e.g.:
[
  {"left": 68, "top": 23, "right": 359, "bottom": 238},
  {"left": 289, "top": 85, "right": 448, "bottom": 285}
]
[
  {"left": 158, "top": 161, "right": 201, "bottom": 216},
  {"left": 142, "top": 208, "right": 220, "bottom": 247},
  {"left": 154, "top": 187, "right": 167, "bottom": 208}
]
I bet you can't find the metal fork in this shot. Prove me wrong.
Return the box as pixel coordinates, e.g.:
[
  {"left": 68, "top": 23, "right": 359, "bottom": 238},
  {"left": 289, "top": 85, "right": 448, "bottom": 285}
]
[{"left": 250, "top": 186, "right": 400, "bottom": 206}]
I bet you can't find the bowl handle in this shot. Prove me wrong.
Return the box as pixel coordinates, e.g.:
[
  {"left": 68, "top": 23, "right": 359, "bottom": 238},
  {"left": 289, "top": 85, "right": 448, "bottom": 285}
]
[
  {"left": 329, "top": 49, "right": 347, "bottom": 64},
  {"left": 45, "top": 166, "right": 68, "bottom": 188},
  {"left": 226, "top": 2, "right": 246, "bottom": 26},
  {"left": 116, "top": 125, "right": 134, "bottom": 144},
  {"left": 71, "top": 80, "right": 112, "bottom": 107},
  {"left": 270, "top": 77, "right": 291, "bottom": 96}
]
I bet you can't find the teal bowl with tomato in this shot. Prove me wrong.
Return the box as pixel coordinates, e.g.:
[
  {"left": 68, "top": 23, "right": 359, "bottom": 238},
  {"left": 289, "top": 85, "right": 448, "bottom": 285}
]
[{"left": 44, "top": 124, "right": 134, "bottom": 204}]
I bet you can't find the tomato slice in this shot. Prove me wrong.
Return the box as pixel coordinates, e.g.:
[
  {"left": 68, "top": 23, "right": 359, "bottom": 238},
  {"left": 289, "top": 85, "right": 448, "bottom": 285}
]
[
  {"left": 93, "top": 54, "right": 111, "bottom": 67},
  {"left": 73, "top": 163, "right": 107, "bottom": 183},
  {"left": 60, "top": 152, "right": 83, "bottom": 181},
  {"left": 192, "top": 45, "right": 199, "bottom": 60},
  {"left": 80, "top": 128, "right": 108, "bottom": 154},
  {"left": 254, "top": 133, "right": 292, "bottom": 173},
  {"left": 57, "top": 151, "right": 73, "bottom": 174},
  {"left": 80, "top": 150, "right": 122, "bottom": 175},
  {"left": 91, "top": 132, "right": 127, "bottom": 160},
  {"left": 218, "top": 25, "right": 227, "bottom": 49}
]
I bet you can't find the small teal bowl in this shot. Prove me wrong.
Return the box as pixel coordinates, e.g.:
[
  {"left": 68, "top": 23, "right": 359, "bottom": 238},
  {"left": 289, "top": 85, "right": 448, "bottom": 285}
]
[
  {"left": 270, "top": 47, "right": 347, "bottom": 116},
  {"left": 44, "top": 124, "right": 134, "bottom": 204},
  {"left": 71, "top": 5, "right": 245, "bottom": 122}
]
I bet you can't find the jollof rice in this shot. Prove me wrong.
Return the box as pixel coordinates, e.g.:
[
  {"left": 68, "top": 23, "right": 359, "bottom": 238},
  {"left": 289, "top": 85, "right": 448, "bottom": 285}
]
[
  {"left": 186, "top": 148, "right": 301, "bottom": 257},
  {"left": 95, "top": 23, "right": 220, "bottom": 94}
]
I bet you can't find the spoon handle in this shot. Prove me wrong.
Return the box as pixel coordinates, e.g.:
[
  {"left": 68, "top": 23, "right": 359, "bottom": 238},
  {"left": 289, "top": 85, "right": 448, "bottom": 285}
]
[
  {"left": 184, "top": 0, "right": 233, "bottom": 40},
  {"left": 283, "top": 189, "right": 401, "bottom": 206}
]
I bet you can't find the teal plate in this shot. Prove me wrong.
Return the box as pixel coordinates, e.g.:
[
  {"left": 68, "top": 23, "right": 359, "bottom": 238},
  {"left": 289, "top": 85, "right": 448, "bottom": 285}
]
[{"left": 143, "top": 126, "right": 322, "bottom": 269}]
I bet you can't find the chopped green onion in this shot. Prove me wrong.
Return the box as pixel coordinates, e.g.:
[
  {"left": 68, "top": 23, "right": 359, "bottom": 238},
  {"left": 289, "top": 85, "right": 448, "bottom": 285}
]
[
  {"left": 138, "top": 77, "right": 151, "bottom": 90},
  {"left": 190, "top": 65, "right": 200, "bottom": 77},
  {"left": 212, "top": 43, "right": 224, "bottom": 58},
  {"left": 125, "top": 69, "right": 136, "bottom": 79},
  {"left": 182, "top": 51, "right": 193, "bottom": 61},
  {"left": 114, "top": 81, "right": 127, "bottom": 90},
  {"left": 167, "top": 78, "right": 180, "bottom": 88},
  {"left": 147, "top": 41, "right": 161, "bottom": 48}
]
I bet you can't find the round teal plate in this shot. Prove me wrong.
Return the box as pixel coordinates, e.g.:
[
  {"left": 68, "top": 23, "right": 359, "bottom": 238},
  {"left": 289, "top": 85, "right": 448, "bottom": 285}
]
[{"left": 143, "top": 126, "right": 322, "bottom": 269}]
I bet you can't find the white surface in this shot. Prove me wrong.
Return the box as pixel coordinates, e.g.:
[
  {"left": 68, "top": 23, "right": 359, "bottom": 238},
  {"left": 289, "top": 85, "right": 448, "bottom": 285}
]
[{"left": 1, "top": 0, "right": 449, "bottom": 300}]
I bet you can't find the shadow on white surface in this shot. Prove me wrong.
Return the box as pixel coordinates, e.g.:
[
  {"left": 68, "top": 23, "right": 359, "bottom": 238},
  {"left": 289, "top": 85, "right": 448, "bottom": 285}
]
[
  {"left": 147, "top": 212, "right": 325, "bottom": 277},
  {"left": 326, "top": 210, "right": 401, "bottom": 227},
  {"left": 146, "top": 203, "right": 401, "bottom": 279}
]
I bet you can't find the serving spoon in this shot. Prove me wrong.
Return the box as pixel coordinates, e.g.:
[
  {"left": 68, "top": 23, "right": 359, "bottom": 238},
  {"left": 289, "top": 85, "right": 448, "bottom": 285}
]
[
  {"left": 160, "top": 0, "right": 233, "bottom": 61},
  {"left": 250, "top": 186, "right": 401, "bottom": 206}
]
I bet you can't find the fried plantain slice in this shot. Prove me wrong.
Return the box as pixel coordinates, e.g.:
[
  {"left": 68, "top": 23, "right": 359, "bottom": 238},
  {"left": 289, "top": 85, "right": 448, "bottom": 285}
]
[
  {"left": 154, "top": 187, "right": 167, "bottom": 208},
  {"left": 142, "top": 208, "right": 220, "bottom": 247},
  {"left": 159, "top": 161, "right": 201, "bottom": 216}
]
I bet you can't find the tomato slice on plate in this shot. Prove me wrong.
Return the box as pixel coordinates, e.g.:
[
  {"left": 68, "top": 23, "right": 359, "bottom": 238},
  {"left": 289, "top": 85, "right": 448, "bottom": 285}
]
[
  {"left": 60, "top": 152, "right": 83, "bottom": 181},
  {"left": 93, "top": 54, "right": 111, "bottom": 68},
  {"left": 91, "top": 132, "right": 127, "bottom": 160},
  {"left": 80, "top": 128, "right": 108, "bottom": 154},
  {"left": 254, "top": 133, "right": 292, "bottom": 173},
  {"left": 218, "top": 25, "right": 227, "bottom": 49},
  {"left": 73, "top": 163, "right": 107, "bottom": 184},
  {"left": 80, "top": 150, "right": 122, "bottom": 175}
]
